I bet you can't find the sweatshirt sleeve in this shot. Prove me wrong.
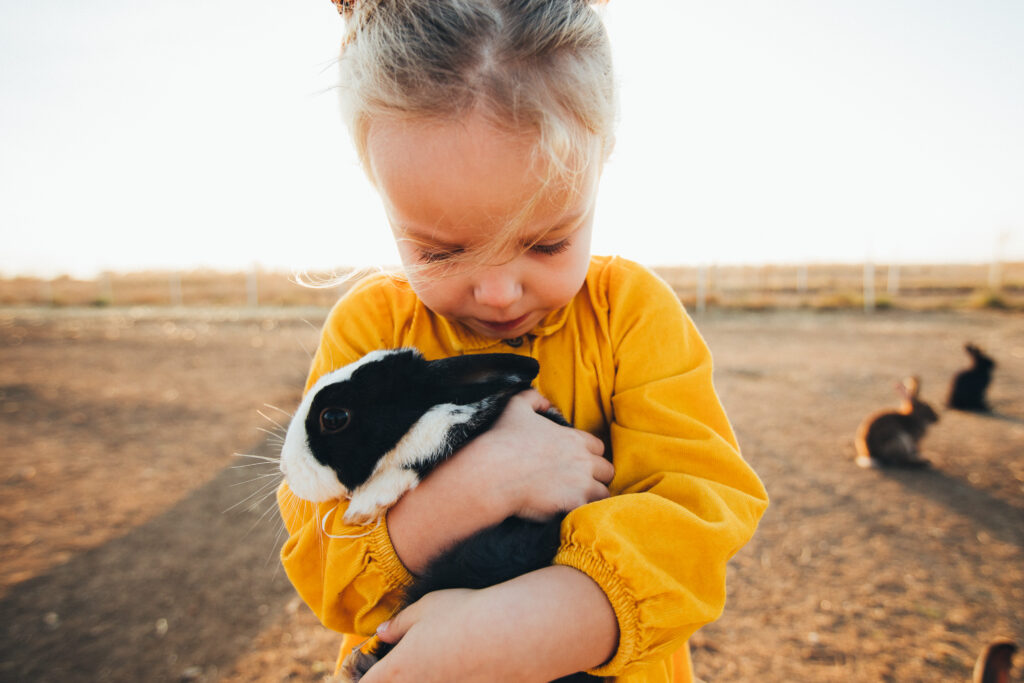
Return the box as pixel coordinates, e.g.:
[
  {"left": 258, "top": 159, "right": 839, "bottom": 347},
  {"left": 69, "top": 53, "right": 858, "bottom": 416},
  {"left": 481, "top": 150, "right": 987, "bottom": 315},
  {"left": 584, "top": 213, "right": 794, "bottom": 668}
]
[
  {"left": 277, "top": 275, "right": 414, "bottom": 636},
  {"left": 553, "top": 262, "right": 769, "bottom": 677}
]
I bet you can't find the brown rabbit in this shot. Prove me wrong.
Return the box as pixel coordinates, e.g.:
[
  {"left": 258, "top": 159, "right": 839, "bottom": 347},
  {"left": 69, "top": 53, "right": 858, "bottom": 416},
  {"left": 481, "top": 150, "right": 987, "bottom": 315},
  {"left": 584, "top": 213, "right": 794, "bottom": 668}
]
[
  {"left": 855, "top": 376, "right": 939, "bottom": 468},
  {"left": 973, "top": 638, "right": 1017, "bottom": 683}
]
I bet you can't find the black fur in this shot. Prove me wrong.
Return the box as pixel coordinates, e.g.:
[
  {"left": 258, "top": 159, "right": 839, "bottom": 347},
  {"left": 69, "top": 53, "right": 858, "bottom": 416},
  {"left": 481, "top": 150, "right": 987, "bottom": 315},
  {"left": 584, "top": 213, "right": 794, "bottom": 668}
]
[
  {"left": 304, "top": 349, "right": 541, "bottom": 491},
  {"left": 947, "top": 343, "right": 996, "bottom": 412},
  {"left": 299, "top": 349, "right": 602, "bottom": 682}
]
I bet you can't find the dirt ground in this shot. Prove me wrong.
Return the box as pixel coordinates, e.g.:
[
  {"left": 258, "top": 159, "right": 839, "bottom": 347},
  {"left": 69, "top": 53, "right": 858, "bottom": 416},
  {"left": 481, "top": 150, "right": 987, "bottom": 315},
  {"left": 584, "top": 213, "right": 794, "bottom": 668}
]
[{"left": 0, "top": 306, "right": 1020, "bottom": 682}]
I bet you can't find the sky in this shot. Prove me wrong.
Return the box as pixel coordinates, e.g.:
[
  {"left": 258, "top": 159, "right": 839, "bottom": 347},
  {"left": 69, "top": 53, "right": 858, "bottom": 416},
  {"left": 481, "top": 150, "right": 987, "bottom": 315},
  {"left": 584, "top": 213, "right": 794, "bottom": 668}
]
[{"left": 1, "top": 1, "right": 1022, "bottom": 278}]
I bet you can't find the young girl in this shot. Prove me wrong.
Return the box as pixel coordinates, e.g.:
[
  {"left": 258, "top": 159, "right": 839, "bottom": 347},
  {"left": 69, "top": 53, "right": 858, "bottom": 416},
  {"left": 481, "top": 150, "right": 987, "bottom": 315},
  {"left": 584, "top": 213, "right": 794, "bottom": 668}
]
[{"left": 277, "top": 1, "right": 768, "bottom": 681}]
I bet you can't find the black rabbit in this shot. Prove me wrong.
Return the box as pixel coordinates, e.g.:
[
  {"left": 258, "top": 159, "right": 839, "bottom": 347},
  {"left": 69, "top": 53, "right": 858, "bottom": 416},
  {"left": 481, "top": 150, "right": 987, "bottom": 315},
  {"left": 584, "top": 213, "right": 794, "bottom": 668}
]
[
  {"left": 279, "top": 348, "right": 603, "bottom": 683},
  {"left": 947, "top": 343, "right": 996, "bottom": 412}
]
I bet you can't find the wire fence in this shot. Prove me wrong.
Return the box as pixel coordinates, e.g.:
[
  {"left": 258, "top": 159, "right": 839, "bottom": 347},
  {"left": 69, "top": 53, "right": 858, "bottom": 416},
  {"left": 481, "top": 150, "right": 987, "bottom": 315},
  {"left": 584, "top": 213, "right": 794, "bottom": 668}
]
[{"left": 1, "top": 262, "right": 1022, "bottom": 312}]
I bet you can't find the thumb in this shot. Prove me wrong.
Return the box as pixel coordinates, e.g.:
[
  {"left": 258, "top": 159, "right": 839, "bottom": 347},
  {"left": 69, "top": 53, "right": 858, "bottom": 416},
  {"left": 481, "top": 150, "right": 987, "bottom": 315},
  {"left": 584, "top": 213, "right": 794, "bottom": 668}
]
[
  {"left": 517, "top": 388, "right": 552, "bottom": 414},
  {"left": 375, "top": 607, "right": 414, "bottom": 644}
]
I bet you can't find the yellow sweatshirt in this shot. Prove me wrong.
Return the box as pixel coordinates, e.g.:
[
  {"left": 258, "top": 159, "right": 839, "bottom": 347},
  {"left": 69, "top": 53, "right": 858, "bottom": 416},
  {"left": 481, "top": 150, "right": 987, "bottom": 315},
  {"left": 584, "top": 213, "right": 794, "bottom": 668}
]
[{"left": 277, "top": 255, "right": 768, "bottom": 682}]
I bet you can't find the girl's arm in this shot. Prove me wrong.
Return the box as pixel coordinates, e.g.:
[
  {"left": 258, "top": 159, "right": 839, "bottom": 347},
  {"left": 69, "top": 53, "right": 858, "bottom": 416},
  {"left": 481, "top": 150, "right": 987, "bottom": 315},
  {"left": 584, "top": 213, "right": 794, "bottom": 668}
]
[
  {"left": 387, "top": 389, "right": 612, "bottom": 574},
  {"left": 278, "top": 275, "right": 614, "bottom": 635},
  {"left": 545, "top": 260, "right": 769, "bottom": 677},
  {"left": 364, "top": 565, "right": 618, "bottom": 683}
]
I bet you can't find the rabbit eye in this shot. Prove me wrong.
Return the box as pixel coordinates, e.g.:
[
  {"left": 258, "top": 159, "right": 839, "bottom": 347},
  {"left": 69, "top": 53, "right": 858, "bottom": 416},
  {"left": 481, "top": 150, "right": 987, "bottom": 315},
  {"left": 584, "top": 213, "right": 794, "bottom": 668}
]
[{"left": 319, "top": 407, "right": 351, "bottom": 434}]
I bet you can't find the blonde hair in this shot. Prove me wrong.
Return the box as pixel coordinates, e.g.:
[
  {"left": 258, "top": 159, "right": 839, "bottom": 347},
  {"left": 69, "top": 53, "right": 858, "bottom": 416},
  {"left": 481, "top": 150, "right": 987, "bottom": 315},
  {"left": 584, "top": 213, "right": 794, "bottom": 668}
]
[
  {"left": 338, "top": 0, "right": 614, "bottom": 171},
  {"left": 333, "top": 0, "right": 616, "bottom": 271}
]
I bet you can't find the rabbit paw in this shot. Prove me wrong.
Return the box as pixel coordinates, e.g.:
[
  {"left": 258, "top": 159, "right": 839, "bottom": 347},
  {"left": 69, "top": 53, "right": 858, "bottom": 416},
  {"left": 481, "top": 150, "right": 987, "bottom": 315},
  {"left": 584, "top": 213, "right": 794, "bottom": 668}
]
[
  {"left": 343, "top": 469, "right": 420, "bottom": 524},
  {"left": 337, "top": 649, "right": 380, "bottom": 683}
]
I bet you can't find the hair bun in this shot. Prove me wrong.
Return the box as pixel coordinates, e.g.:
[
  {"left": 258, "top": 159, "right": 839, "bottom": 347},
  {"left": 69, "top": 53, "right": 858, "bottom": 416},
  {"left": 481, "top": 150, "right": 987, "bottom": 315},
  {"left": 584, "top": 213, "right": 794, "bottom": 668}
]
[{"left": 329, "top": 0, "right": 354, "bottom": 15}]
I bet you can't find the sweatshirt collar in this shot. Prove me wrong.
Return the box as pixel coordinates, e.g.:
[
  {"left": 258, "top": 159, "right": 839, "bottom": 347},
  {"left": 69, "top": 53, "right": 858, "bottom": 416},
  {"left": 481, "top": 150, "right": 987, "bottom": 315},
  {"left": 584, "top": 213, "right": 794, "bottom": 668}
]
[{"left": 434, "top": 297, "right": 575, "bottom": 352}]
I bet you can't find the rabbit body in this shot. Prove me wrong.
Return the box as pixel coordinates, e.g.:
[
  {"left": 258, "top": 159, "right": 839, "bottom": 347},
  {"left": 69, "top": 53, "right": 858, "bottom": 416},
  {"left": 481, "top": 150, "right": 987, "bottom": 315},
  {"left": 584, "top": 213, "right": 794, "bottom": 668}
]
[
  {"left": 855, "top": 377, "right": 939, "bottom": 468},
  {"left": 948, "top": 344, "right": 996, "bottom": 412},
  {"left": 280, "top": 348, "right": 601, "bottom": 683}
]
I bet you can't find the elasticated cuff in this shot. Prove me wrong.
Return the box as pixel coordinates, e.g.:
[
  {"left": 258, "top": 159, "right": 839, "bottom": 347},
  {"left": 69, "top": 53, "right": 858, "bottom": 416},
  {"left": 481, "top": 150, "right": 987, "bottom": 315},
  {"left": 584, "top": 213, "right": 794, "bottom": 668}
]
[
  {"left": 553, "top": 544, "right": 640, "bottom": 677},
  {"left": 368, "top": 515, "right": 414, "bottom": 589}
]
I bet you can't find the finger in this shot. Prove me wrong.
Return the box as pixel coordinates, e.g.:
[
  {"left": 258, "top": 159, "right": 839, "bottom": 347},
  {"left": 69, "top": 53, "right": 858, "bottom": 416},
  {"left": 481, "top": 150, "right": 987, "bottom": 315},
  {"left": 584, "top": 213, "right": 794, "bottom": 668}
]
[
  {"left": 591, "top": 456, "right": 615, "bottom": 484},
  {"left": 580, "top": 430, "right": 606, "bottom": 457},
  {"left": 587, "top": 480, "right": 611, "bottom": 503},
  {"left": 375, "top": 604, "right": 415, "bottom": 644},
  {"left": 375, "top": 618, "right": 400, "bottom": 644},
  {"left": 515, "top": 389, "right": 552, "bottom": 414}
]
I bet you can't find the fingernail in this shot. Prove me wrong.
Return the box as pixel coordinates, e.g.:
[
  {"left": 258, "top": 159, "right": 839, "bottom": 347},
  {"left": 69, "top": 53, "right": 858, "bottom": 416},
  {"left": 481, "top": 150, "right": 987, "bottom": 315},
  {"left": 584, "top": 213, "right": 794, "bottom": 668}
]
[{"left": 376, "top": 620, "right": 389, "bottom": 634}]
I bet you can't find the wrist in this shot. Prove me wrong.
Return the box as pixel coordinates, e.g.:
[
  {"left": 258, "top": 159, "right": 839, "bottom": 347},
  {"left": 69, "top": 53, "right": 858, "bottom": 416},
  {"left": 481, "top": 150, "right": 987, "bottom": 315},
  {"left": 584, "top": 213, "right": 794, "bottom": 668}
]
[
  {"left": 484, "top": 565, "right": 619, "bottom": 678},
  {"left": 386, "top": 450, "right": 510, "bottom": 575}
]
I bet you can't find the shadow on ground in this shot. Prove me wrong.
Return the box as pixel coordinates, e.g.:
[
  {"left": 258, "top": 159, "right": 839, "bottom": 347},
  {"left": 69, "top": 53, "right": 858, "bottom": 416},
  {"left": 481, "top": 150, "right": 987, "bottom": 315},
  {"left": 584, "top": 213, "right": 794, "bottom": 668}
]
[
  {"left": 0, "top": 438, "right": 291, "bottom": 683},
  {"left": 878, "top": 465, "right": 1024, "bottom": 550}
]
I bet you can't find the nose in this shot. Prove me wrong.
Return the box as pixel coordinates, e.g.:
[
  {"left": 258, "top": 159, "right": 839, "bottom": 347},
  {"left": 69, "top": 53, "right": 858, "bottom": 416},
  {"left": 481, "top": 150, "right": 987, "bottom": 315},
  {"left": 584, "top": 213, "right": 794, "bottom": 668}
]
[{"left": 473, "top": 265, "right": 522, "bottom": 310}]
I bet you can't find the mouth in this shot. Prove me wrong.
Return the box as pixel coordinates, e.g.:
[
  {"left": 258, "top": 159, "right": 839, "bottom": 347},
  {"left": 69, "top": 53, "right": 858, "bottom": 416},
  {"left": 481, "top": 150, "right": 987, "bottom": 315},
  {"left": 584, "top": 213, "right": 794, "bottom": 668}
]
[{"left": 476, "top": 313, "right": 532, "bottom": 335}]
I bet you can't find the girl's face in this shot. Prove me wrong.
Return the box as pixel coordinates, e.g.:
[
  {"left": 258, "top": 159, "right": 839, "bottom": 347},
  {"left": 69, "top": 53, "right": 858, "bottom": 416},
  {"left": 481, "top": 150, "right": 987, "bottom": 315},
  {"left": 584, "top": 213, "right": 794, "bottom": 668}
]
[{"left": 367, "top": 113, "right": 598, "bottom": 340}]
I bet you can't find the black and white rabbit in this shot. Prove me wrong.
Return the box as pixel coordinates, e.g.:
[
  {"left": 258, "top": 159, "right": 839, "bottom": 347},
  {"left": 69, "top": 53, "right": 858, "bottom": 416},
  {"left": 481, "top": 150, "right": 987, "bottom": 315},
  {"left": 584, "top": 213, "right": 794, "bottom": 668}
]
[
  {"left": 855, "top": 376, "right": 939, "bottom": 469},
  {"left": 947, "top": 343, "right": 996, "bottom": 412},
  {"left": 279, "top": 348, "right": 603, "bottom": 683}
]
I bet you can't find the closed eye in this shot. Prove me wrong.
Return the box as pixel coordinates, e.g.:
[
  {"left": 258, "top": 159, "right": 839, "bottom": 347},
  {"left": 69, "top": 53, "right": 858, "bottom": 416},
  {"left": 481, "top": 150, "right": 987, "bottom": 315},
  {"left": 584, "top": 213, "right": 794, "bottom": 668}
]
[
  {"left": 530, "top": 238, "right": 571, "bottom": 256},
  {"left": 417, "top": 247, "right": 464, "bottom": 264}
]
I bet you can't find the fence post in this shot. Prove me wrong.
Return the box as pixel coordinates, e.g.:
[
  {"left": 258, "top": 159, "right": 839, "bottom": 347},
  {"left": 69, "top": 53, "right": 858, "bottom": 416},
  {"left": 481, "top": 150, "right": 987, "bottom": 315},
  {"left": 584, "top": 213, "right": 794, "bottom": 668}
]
[
  {"left": 988, "top": 260, "right": 1003, "bottom": 292},
  {"left": 989, "top": 229, "right": 1008, "bottom": 292},
  {"left": 99, "top": 272, "right": 113, "bottom": 305},
  {"left": 797, "top": 264, "right": 808, "bottom": 295},
  {"left": 247, "top": 266, "right": 259, "bottom": 307},
  {"left": 40, "top": 279, "right": 54, "bottom": 306},
  {"left": 169, "top": 273, "right": 183, "bottom": 306},
  {"left": 863, "top": 261, "right": 875, "bottom": 312},
  {"left": 696, "top": 264, "right": 707, "bottom": 314}
]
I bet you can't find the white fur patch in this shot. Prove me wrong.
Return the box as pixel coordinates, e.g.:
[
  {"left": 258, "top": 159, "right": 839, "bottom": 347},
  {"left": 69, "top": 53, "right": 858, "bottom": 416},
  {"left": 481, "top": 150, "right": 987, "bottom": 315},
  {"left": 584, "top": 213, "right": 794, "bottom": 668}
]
[
  {"left": 279, "top": 351, "right": 397, "bottom": 503},
  {"left": 855, "top": 455, "right": 878, "bottom": 469},
  {"left": 280, "top": 348, "right": 486, "bottom": 520},
  {"left": 342, "top": 403, "right": 476, "bottom": 524}
]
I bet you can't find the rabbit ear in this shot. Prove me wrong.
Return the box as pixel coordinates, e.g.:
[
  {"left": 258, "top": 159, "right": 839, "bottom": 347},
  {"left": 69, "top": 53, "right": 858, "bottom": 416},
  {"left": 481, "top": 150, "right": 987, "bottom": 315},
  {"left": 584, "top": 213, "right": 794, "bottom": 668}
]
[
  {"left": 894, "top": 380, "right": 911, "bottom": 400},
  {"left": 973, "top": 638, "right": 1016, "bottom": 683},
  {"left": 422, "top": 353, "right": 540, "bottom": 405},
  {"left": 903, "top": 376, "right": 921, "bottom": 398}
]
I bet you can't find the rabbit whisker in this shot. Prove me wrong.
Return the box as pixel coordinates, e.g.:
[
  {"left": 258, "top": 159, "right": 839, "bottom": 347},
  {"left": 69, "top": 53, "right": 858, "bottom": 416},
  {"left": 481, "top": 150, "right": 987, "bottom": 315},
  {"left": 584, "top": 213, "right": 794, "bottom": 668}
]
[
  {"left": 224, "top": 478, "right": 283, "bottom": 513},
  {"left": 233, "top": 452, "right": 280, "bottom": 463},
  {"left": 256, "top": 410, "right": 289, "bottom": 433},
  {"left": 262, "top": 403, "right": 293, "bottom": 417},
  {"left": 230, "top": 472, "right": 284, "bottom": 487},
  {"left": 256, "top": 427, "right": 286, "bottom": 443},
  {"left": 231, "top": 461, "right": 280, "bottom": 471}
]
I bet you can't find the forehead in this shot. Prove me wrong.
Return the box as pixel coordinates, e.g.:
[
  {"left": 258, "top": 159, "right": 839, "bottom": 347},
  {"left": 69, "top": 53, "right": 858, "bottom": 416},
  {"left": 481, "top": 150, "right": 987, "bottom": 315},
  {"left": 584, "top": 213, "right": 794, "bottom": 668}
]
[{"left": 366, "top": 113, "right": 598, "bottom": 246}]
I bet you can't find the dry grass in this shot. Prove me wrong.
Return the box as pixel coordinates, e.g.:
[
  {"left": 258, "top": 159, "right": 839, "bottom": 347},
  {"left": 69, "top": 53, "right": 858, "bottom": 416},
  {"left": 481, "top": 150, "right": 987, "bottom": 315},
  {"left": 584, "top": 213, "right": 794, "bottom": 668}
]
[
  {"left": 2, "top": 262, "right": 1021, "bottom": 312},
  {"left": 655, "top": 262, "right": 1024, "bottom": 312}
]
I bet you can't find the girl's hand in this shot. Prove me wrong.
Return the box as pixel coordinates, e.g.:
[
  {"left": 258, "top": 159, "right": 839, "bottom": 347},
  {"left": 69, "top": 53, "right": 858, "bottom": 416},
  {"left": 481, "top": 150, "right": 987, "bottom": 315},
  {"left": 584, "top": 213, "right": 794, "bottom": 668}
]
[
  {"left": 463, "top": 389, "right": 613, "bottom": 521},
  {"left": 361, "top": 566, "right": 618, "bottom": 683},
  {"left": 387, "top": 390, "right": 612, "bottom": 575}
]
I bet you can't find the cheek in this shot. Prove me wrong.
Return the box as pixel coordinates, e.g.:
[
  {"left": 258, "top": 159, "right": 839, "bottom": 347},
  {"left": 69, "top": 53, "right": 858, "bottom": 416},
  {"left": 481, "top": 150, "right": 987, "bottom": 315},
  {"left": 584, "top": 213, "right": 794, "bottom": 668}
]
[
  {"left": 540, "top": 249, "right": 591, "bottom": 304},
  {"left": 405, "top": 274, "right": 464, "bottom": 315}
]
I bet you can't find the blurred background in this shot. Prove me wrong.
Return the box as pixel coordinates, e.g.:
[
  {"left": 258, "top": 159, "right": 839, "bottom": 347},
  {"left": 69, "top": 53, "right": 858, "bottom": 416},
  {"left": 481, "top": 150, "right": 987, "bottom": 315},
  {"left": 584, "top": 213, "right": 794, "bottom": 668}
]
[
  {"left": 1, "top": 0, "right": 1022, "bottom": 278},
  {"left": 1, "top": 2, "right": 1022, "bottom": 682}
]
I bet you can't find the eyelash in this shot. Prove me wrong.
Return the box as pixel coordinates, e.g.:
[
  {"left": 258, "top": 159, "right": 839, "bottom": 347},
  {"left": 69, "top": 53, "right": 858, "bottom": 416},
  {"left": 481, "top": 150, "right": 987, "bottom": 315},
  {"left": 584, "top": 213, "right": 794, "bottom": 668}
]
[
  {"left": 417, "top": 248, "right": 463, "bottom": 264},
  {"left": 530, "top": 239, "right": 572, "bottom": 256},
  {"left": 416, "top": 239, "right": 571, "bottom": 263}
]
